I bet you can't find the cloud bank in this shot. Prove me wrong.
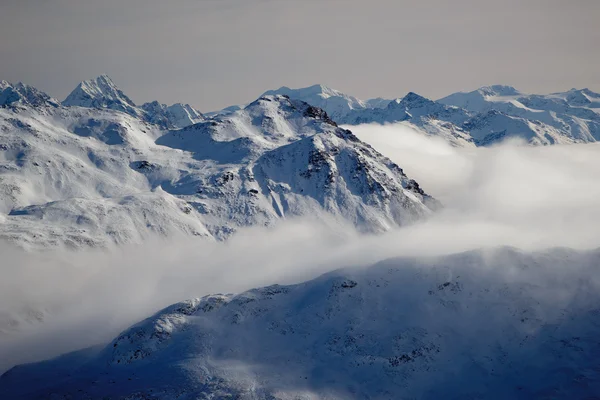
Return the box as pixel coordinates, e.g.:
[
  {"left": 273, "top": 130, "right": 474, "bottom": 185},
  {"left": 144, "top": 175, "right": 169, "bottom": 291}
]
[{"left": 1, "top": 123, "right": 599, "bottom": 373}]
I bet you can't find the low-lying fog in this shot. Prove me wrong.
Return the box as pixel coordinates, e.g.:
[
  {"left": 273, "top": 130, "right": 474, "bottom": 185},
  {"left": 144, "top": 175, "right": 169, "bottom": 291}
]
[{"left": 1, "top": 123, "right": 599, "bottom": 373}]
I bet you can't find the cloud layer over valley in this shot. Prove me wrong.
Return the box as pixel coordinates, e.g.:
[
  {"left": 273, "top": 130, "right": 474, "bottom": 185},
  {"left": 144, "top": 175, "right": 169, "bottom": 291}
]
[{"left": 1, "top": 123, "right": 599, "bottom": 374}]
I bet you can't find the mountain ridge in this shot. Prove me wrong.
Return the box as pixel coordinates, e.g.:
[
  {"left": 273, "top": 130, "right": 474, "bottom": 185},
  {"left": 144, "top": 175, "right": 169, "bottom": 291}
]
[{"left": 0, "top": 85, "right": 435, "bottom": 249}]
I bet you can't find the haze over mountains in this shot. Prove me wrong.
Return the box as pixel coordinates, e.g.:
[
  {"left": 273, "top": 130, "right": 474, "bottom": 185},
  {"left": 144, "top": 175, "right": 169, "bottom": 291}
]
[{"left": 2, "top": 75, "right": 600, "bottom": 399}]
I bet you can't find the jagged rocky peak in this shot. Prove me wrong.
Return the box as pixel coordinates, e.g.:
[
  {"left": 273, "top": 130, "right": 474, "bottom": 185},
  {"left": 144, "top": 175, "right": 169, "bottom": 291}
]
[
  {"left": 246, "top": 94, "right": 338, "bottom": 127},
  {"left": 393, "top": 91, "right": 433, "bottom": 107},
  {"left": 0, "top": 81, "right": 60, "bottom": 108},
  {"left": 62, "top": 74, "right": 139, "bottom": 114},
  {"left": 62, "top": 75, "right": 205, "bottom": 129}
]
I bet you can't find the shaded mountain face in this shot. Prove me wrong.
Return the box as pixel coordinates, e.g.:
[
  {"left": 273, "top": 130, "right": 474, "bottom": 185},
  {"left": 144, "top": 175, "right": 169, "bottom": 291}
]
[
  {"left": 0, "top": 81, "right": 60, "bottom": 109},
  {"left": 3, "top": 247, "right": 599, "bottom": 399},
  {"left": 0, "top": 82, "right": 435, "bottom": 249}
]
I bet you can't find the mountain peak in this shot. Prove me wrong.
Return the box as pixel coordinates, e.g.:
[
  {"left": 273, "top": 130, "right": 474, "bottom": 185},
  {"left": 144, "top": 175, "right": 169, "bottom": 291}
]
[
  {"left": 400, "top": 91, "right": 430, "bottom": 103},
  {"left": 62, "top": 75, "right": 138, "bottom": 114},
  {"left": 0, "top": 81, "right": 60, "bottom": 108},
  {"left": 387, "top": 92, "right": 433, "bottom": 110},
  {"left": 261, "top": 85, "right": 367, "bottom": 120}
]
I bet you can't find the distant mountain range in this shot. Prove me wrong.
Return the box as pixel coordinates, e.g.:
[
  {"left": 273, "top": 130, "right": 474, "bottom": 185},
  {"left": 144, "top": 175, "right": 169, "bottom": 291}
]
[
  {"left": 0, "top": 76, "right": 435, "bottom": 250},
  {"left": 263, "top": 84, "right": 600, "bottom": 147}
]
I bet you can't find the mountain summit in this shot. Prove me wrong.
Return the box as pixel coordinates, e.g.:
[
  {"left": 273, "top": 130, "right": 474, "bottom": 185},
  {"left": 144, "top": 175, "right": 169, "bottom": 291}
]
[
  {"left": 0, "top": 81, "right": 60, "bottom": 109},
  {"left": 63, "top": 75, "right": 204, "bottom": 129},
  {"left": 62, "top": 74, "right": 140, "bottom": 116}
]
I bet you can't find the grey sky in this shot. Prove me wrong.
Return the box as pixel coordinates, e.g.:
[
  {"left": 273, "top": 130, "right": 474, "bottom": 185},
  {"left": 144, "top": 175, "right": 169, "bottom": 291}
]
[{"left": 1, "top": 0, "right": 599, "bottom": 111}]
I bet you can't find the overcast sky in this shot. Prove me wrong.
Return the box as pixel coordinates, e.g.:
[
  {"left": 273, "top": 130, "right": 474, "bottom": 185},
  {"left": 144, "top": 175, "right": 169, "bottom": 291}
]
[{"left": 1, "top": 0, "right": 599, "bottom": 111}]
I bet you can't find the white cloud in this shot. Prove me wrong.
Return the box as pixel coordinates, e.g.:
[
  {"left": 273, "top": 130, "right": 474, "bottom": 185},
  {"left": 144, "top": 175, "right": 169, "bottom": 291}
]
[{"left": 1, "top": 124, "right": 599, "bottom": 373}]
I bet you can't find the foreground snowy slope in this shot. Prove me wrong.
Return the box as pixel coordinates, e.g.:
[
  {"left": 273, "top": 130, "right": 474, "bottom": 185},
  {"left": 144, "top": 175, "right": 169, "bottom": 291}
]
[
  {"left": 0, "top": 78, "right": 434, "bottom": 249},
  {"left": 3, "top": 247, "right": 599, "bottom": 399}
]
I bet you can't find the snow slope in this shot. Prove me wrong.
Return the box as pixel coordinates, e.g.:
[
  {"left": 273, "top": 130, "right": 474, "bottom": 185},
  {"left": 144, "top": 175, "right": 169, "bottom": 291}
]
[
  {"left": 3, "top": 247, "right": 599, "bottom": 399},
  {"left": 0, "top": 81, "right": 434, "bottom": 249}
]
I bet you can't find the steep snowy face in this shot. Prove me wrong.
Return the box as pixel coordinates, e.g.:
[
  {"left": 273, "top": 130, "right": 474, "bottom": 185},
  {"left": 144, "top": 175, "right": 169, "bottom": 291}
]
[
  {"left": 62, "top": 75, "right": 141, "bottom": 117},
  {"left": 262, "top": 84, "right": 376, "bottom": 121},
  {"left": 4, "top": 248, "right": 599, "bottom": 399},
  {"left": 253, "top": 125, "right": 435, "bottom": 231},
  {"left": 0, "top": 81, "right": 60, "bottom": 109},
  {"left": 154, "top": 95, "right": 434, "bottom": 236}
]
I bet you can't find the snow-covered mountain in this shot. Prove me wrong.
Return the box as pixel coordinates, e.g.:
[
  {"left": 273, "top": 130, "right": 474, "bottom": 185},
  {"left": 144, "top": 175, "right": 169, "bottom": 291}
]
[
  {"left": 208, "top": 83, "right": 600, "bottom": 147},
  {"left": 3, "top": 247, "right": 599, "bottom": 399},
  {"left": 3, "top": 76, "right": 600, "bottom": 250},
  {"left": 437, "top": 85, "right": 600, "bottom": 145},
  {"left": 0, "top": 79, "right": 434, "bottom": 249},
  {"left": 140, "top": 101, "right": 205, "bottom": 129},
  {"left": 263, "top": 84, "right": 390, "bottom": 121},
  {"left": 342, "top": 92, "right": 475, "bottom": 147},
  {"left": 152, "top": 95, "right": 435, "bottom": 236},
  {"left": 63, "top": 75, "right": 204, "bottom": 129},
  {"left": 0, "top": 81, "right": 60, "bottom": 109},
  {"left": 310, "top": 84, "right": 600, "bottom": 147},
  {"left": 63, "top": 75, "right": 142, "bottom": 117}
]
